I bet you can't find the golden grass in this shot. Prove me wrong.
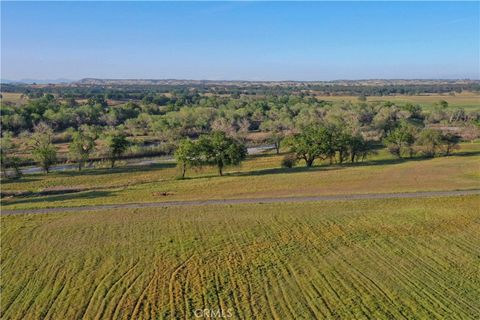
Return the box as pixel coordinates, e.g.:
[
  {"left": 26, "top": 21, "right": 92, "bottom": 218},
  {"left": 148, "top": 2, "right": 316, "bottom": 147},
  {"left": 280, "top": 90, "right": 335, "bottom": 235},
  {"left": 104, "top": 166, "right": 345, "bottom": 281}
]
[
  {"left": 0, "top": 92, "right": 27, "bottom": 104},
  {"left": 1, "top": 196, "right": 479, "bottom": 319},
  {"left": 316, "top": 91, "right": 480, "bottom": 109}
]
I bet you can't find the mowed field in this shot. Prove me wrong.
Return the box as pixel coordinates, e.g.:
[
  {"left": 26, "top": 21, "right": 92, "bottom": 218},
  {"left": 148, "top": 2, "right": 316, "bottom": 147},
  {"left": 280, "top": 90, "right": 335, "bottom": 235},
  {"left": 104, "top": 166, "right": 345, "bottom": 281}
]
[
  {"left": 315, "top": 91, "right": 480, "bottom": 109},
  {"left": 1, "top": 196, "right": 479, "bottom": 319},
  {"left": 0, "top": 92, "right": 26, "bottom": 104},
  {"left": 2, "top": 143, "right": 479, "bottom": 210}
]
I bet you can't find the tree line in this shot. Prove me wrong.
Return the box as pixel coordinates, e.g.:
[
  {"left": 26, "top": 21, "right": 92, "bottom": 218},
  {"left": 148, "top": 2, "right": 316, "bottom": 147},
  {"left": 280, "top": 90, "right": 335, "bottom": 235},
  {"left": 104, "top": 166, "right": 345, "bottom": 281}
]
[
  {"left": 1, "top": 92, "right": 478, "bottom": 179},
  {"left": 2, "top": 81, "right": 479, "bottom": 98},
  {"left": 1, "top": 123, "right": 129, "bottom": 178}
]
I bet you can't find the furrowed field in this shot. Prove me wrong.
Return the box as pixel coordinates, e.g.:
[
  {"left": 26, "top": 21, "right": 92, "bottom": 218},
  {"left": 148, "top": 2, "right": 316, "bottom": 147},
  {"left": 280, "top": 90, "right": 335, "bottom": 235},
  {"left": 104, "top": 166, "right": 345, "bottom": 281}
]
[{"left": 1, "top": 196, "right": 479, "bottom": 319}]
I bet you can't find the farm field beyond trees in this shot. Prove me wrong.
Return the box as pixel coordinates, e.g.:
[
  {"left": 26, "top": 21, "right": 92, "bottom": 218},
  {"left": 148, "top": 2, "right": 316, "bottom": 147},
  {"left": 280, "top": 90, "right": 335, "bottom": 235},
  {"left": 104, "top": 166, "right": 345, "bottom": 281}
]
[
  {"left": 2, "top": 196, "right": 479, "bottom": 319},
  {"left": 315, "top": 92, "right": 480, "bottom": 110}
]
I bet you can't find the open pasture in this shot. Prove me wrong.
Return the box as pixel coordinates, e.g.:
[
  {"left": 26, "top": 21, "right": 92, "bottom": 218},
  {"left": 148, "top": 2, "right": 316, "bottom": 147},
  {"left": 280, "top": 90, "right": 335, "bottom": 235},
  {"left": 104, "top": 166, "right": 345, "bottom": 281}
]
[
  {"left": 1, "top": 196, "right": 479, "bottom": 319},
  {"left": 2, "top": 143, "right": 479, "bottom": 210},
  {"left": 0, "top": 92, "right": 26, "bottom": 104},
  {"left": 316, "top": 92, "right": 480, "bottom": 110}
]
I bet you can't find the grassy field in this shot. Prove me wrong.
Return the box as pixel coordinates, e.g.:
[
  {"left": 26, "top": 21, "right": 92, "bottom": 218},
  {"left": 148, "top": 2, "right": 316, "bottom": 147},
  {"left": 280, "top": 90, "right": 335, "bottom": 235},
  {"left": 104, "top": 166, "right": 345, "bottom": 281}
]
[
  {"left": 0, "top": 92, "right": 26, "bottom": 104},
  {"left": 1, "top": 196, "right": 479, "bottom": 319},
  {"left": 2, "top": 143, "right": 479, "bottom": 210},
  {"left": 316, "top": 91, "right": 480, "bottom": 110}
]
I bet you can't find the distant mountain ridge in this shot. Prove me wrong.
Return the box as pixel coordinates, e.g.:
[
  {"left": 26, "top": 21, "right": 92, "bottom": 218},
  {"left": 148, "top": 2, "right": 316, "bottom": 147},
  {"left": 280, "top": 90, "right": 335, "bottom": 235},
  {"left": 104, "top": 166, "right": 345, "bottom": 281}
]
[
  {"left": 2, "top": 78, "right": 478, "bottom": 87},
  {"left": 74, "top": 78, "right": 479, "bottom": 87},
  {"left": 1, "top": 78, "right": 74, "bottom": 84}
]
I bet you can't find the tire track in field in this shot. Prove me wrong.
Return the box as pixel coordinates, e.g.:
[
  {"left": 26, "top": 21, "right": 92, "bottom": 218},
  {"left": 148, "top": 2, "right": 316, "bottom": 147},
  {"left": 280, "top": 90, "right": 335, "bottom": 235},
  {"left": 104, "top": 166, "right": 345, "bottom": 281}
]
[
  {"left": 223, "top": 224, "right": 248, "bottom": 319},
  {"left": 336, "top": 248, "right": 409, "bottom": 319},
  {"left": 168, "top": 255, "right": 194, "bottom": 319},
  {"left": 289, "top": 216, "right": 381, "bottom": 318},
  {"left": 253, "top": 217, "right": 296, "bottom": 318},
  {"left": 288, "top": 217, "right": 356, "bottom": 318},
  {"left": 41, "top": 273, "right": 68, "bottom": 319},
  {"left": 80, "top": 268, "right": 117, "bottom": 320},
  {"left": 262, "top": 277, "right": 281, "bottom": 320},
  {"left": 3, "top": 189, "right": 479, "bottom": 215},
  {"left": 109, "top": 269, "right": 145, "bottom": 320},
  {"left": 365, "top": 240, "right": 450, "bottom": 318},
  {"left": 357, "top": 240, "right": 441, "bottom": 316},
  {"left": 183, "top": 269, "right": 194, "bottom": 320},
  {"left": 389, "top": 238, "right": 480, "bottom": 316},
  {"left": 376, "top": 238, "right": 462, "bottom": 314},
  {"left": 265, "top": 214, "right": 327, "bottom": 318},
  {"left": 94, "top": 261, "right": 139, "bottom": 320},
  {"left": 260, "top": 215, "right": 321, "bottom": 319},
  {"left": 16, "top": 258, "right": 71, "bottom": 320},
  {"left": 269, "top": 213, "right": 345, "bottom": 318},
  {"left": 129, "top": 264, "right": 164, "bottom": 319}
]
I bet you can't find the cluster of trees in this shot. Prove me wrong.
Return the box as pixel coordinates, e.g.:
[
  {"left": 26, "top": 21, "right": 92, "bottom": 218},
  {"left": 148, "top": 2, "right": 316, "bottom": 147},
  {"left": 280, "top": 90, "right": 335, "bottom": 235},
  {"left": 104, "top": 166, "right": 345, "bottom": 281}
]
[
  {"left": 1, "top": 87, "right": 478, "bottom": 178},
  {"left": 1, "top": 123, "right": 131, "bottom": 178},
  {"left": 2, "top": 92, "right": 479, "bottom": 145},
  {"left": 175, "top": 131, "right": 246, "bottom": 177},
  {"left": 0, "top": 133, "right": 21, "bottom": 178},
  {"left": 284, "top": 125, "right": 372, "bottom": 167},
  {"left": 3, "top": 81, "right": 479, "bottom": 99},
  {"left": 384, "top": 123, "right": 461, "bottom": 158}
]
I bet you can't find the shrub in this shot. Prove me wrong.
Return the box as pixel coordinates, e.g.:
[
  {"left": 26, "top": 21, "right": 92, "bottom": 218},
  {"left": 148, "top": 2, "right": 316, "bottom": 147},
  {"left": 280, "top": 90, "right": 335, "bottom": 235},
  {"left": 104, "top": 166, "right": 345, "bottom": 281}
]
[{"left": 281, "top": 154, "right": 297, "bottom": 168}]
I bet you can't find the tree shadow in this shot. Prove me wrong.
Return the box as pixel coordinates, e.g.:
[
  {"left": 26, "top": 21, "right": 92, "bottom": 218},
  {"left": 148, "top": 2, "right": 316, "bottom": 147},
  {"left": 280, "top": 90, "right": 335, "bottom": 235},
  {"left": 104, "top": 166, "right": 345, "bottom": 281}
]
[
  {"left": 452, "top": 150, "right": 480, "bottom": 157},
  {"left": 347, "top": 150, "right": 480, "bottom": 168},
  {"left": 231, "top": 165, "right": 345, "bottom": 177},
  {"left": 2, "top": 190, "right": 113, "bottom": 207},
  {"left": 53, "top": 162, "right": 176, "bottom": 177},
  {"left": 233, "top": 149, "right": 480, "bottom": 177},
  {"left": 1, "top": 176, "right": 41, "bottom": 184}
]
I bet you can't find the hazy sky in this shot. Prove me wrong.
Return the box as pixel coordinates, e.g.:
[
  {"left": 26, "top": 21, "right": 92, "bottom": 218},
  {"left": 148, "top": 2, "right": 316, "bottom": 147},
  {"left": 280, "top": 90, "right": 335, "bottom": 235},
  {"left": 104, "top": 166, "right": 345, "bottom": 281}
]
[{"left": 1, "top": 1, "right": 479, "bottom": 81}]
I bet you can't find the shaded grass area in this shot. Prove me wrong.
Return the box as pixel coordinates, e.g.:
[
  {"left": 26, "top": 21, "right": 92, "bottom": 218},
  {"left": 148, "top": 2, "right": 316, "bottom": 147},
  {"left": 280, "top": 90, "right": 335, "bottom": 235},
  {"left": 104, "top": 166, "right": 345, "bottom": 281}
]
[{"left": 1, "top": 196, "right": 479, "bottom": 319}]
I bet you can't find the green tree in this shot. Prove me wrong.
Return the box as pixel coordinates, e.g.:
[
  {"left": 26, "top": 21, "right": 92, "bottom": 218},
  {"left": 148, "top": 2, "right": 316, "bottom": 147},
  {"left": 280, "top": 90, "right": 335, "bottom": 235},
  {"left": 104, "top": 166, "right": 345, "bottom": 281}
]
[
  {"left": 333, "top": 129, "right": 352, "bottom": 164},
  {"left": 415, "top": 129, "right": 442, "bottom": 157},
  {"left": 384, "top": 122, "right": 417, "bottom": 158},
  {"left": 197, "top": 131, "right": 247, "bottom": 176},
  {"left": 440, "top": 132, "right": 461, "bottom": 156},
  {"left": 174, "top": 139, "right": 201, "bottom": 178},
  {"left": 104, "top": 131, "right": 129, "bottom": 168},
  {"left": 0, "top": 132, "right": 21, "bottom": 179},
  {"left": 347, "top": 134, "right": 372, "bottom": 163},
  {"left": 68, "top": 126, "right": 98, "bottom": 171},
  {"left": 373, "top": 106, "right": 400, "bottom": 136},
  {"left": 260, "top": 112, "right": 293, "bottom": 154},
  {"left": 284, "top": 126, "right": 329, "bottom": 167},
  {"left": 29, "top": 123, "right": 57, "bottom": 173}
]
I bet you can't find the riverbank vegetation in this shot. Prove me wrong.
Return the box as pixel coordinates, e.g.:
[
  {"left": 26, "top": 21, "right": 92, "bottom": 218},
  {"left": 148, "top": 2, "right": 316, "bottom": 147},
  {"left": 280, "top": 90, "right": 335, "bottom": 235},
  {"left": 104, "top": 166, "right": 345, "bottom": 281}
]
[{"left": 1, "top": 86, "right": 479, "bottom": 178}]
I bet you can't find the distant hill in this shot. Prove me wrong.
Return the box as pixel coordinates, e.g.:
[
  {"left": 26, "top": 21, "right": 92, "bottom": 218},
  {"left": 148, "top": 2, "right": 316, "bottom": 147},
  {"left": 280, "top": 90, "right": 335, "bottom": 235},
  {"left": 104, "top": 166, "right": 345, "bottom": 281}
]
[
  {"left": 74, "top": 78, "right": 479, "bottom": 87},
  {"left": 1, "top": 78, "right": 74, "bottom": 84}
]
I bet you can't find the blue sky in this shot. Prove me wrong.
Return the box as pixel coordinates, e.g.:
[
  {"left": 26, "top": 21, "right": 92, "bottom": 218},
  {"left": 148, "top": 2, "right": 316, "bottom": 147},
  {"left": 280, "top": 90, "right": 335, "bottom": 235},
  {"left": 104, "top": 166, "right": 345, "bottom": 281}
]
[{"left": 1, "top": 1, "right": 479, "bottom": 81}]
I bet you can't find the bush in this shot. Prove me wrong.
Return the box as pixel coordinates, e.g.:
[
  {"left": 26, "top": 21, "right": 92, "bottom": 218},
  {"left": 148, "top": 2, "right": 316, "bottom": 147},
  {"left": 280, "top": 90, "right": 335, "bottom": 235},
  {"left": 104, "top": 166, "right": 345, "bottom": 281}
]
[{"left": 281, "top": 154, "right": 297, "bottom": 168}]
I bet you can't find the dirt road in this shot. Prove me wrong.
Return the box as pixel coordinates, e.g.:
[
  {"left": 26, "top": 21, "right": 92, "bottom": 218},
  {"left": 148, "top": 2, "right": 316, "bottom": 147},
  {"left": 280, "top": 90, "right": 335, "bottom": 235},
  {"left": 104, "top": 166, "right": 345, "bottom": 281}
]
[{"left": 2, "top": 189, "right": 479, "bottom": 215}]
